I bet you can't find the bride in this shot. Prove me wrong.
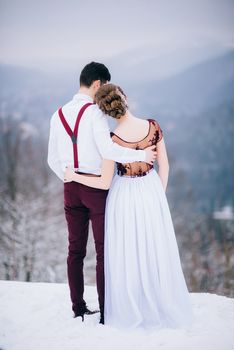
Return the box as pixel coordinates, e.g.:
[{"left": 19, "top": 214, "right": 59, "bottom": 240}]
[{"left": 64, "top": 83, "right": 193, "bottom": 329}]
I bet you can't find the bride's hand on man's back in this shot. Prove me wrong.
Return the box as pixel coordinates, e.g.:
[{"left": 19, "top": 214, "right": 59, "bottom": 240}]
[{"left": 64, "top": 166, "right": 75, "bottom": 183}]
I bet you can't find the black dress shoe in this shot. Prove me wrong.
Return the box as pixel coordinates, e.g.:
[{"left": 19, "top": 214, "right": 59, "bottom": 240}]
[
  {"left": 99, "top": 311, "right": 104, "bottom": 325},
  {"left": 83, "top": 307, "right": 99, "bottom": 315},
  {"left": 74, "top": 306, "right": 99, "bottom": 321},
  {"left": 74, "top": 311, "right": 85, "bottom": 322}
]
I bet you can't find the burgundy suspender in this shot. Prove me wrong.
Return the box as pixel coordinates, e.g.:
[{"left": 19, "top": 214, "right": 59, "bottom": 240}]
[{"left": 58, "top": 103, "right": 93, "bottom": 169}]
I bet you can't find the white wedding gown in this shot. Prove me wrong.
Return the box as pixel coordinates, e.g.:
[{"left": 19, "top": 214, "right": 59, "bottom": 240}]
[{"left": 104, "top": 120, "right": 193, "bottom": 330}]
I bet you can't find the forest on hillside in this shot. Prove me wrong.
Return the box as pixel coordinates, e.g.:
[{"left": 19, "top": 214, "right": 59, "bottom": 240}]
[{"left": 0, "top": 52, "right": 233, "bottom": 297}]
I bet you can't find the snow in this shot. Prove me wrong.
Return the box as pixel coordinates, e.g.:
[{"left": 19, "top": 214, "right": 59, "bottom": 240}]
[{"left": 0, "top": 281, "right": 233, "bottom": 350}]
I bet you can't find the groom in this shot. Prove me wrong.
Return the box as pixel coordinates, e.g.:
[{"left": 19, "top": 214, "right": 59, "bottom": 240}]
[{"left": 47, "top": 62, "right": 157, "bottom": 324}]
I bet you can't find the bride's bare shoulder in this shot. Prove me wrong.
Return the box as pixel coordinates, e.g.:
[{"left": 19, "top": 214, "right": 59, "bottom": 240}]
[{"left": 114, "top": 117, "right": 148, "bottom": 133}]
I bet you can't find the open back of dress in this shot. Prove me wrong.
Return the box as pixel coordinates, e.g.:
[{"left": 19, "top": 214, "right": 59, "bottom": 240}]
[{"left": 111, "top": 119, "right": 163, "bottom": 177}]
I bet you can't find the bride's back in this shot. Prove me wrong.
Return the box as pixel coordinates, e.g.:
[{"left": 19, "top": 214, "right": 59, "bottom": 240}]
[
  {"left": 113, "top": 116, "right": 150, "bottom": 143},
  {"left": 95, "top": 83, "right": 163, "bottom": 176},
  {"left": 111, "top": 117, "right": 163, "bottom": 177}
]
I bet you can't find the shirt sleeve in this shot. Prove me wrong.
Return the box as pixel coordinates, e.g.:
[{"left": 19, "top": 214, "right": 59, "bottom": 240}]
[
  {"left": 92, "top": 106, "right": 146, "bottom": 163},
  {"left": 47, "top": 112, "right": 64, "bottom": 181}
]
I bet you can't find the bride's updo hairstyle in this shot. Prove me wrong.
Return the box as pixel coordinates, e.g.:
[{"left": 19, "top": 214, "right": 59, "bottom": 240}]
[{"left": 94, "top": 83, "right": 128, "bottom": 119}]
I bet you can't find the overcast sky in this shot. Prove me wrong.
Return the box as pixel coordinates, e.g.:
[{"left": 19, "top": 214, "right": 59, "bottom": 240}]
[{"left": 0, "top": 0, "right": 234, "bottom": 72}]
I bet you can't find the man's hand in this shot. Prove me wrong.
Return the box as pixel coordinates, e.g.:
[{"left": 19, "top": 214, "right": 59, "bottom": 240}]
[
  {"left": 64, "top": 166, "right": 75, "bottom": 183},
  {"left": 145, "top": 145, "right": 157, "bottom": 165}
]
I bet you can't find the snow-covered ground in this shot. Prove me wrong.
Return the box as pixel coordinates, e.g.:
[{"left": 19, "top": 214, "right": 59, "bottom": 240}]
[{"left": 0, "top": 281, "right": 233, "bottom": 350}]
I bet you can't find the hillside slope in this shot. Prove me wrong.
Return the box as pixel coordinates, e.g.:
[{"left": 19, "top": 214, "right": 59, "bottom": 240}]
[{"left": 0, "top": 281, "right": 233, "bottom": 350}]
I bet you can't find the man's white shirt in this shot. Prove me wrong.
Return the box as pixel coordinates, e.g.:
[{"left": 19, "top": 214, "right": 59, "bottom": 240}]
[{"left": 48, "top": 93, "right": 146, "bottom": 180}]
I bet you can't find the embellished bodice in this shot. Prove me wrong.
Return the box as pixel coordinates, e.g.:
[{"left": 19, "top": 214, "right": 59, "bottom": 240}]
[{"left": 111, "top": 119, "right": 163, "bottom": 177}]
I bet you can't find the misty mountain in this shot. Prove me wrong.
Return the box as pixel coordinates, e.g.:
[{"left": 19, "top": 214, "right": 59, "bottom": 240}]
[
  {"left": 1, "top": 50, "right": 233, "bottom": 119},
  {"left": 106, "top": 44, "right": 229, "bottom": 84},
  {"left": 0, "top": 51, "right": 233, "bottom": 213},
  {"left": 129, "top": 50, "right": 234, "bottom": 117},
  {"left": 123, "top": 51, "right": 234, "bottom": 211}
]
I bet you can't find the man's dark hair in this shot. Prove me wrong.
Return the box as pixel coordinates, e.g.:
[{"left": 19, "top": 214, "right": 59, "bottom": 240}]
[{"left": 79, "top": 62, "right": 111, "bottom": 87}]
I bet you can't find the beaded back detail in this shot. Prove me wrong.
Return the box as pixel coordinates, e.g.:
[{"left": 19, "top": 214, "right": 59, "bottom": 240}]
[{"left": 111, "top": 119, "right": 163, "bottom": 177}]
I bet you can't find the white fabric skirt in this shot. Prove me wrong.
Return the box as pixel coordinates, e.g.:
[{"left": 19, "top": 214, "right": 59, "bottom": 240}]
[{"left": 104, "top": 169, "right": 193, "bottom": 330}]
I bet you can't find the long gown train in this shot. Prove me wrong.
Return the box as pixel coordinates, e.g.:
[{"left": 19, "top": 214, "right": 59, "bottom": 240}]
[{"left": 104, "top": 169, "right": 193, "bottom": 329}]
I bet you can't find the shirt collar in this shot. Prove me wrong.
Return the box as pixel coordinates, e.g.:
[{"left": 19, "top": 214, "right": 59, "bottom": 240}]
[{"left": 73, "top": 93, "right": 93, "bottom": 103}]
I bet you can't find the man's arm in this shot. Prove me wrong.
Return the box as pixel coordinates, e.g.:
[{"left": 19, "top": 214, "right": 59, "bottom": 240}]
[
  {"left": 47, "top": 113, "right": 64, "bottom": 180},
  {"left": 92, "top": 107, "right": 147, "bottom": 163}
]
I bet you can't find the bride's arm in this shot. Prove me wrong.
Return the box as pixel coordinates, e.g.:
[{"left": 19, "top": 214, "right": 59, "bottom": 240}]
[
  {"left": 156, "top": 138, "right": 169, "bottom": 191},
  {"left": 64, "top": 159, "right": 115, "bottom": 190}
]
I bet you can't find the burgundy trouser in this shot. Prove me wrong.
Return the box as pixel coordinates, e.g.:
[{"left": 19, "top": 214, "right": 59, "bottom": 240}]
[{"left": 64, "top": 181, "right": 108, "bottom": 314}]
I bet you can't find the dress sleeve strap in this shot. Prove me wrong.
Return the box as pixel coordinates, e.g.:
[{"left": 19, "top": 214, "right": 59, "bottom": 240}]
[{"left": 148, "top": 119, "right": 163, "bottom": 143}]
